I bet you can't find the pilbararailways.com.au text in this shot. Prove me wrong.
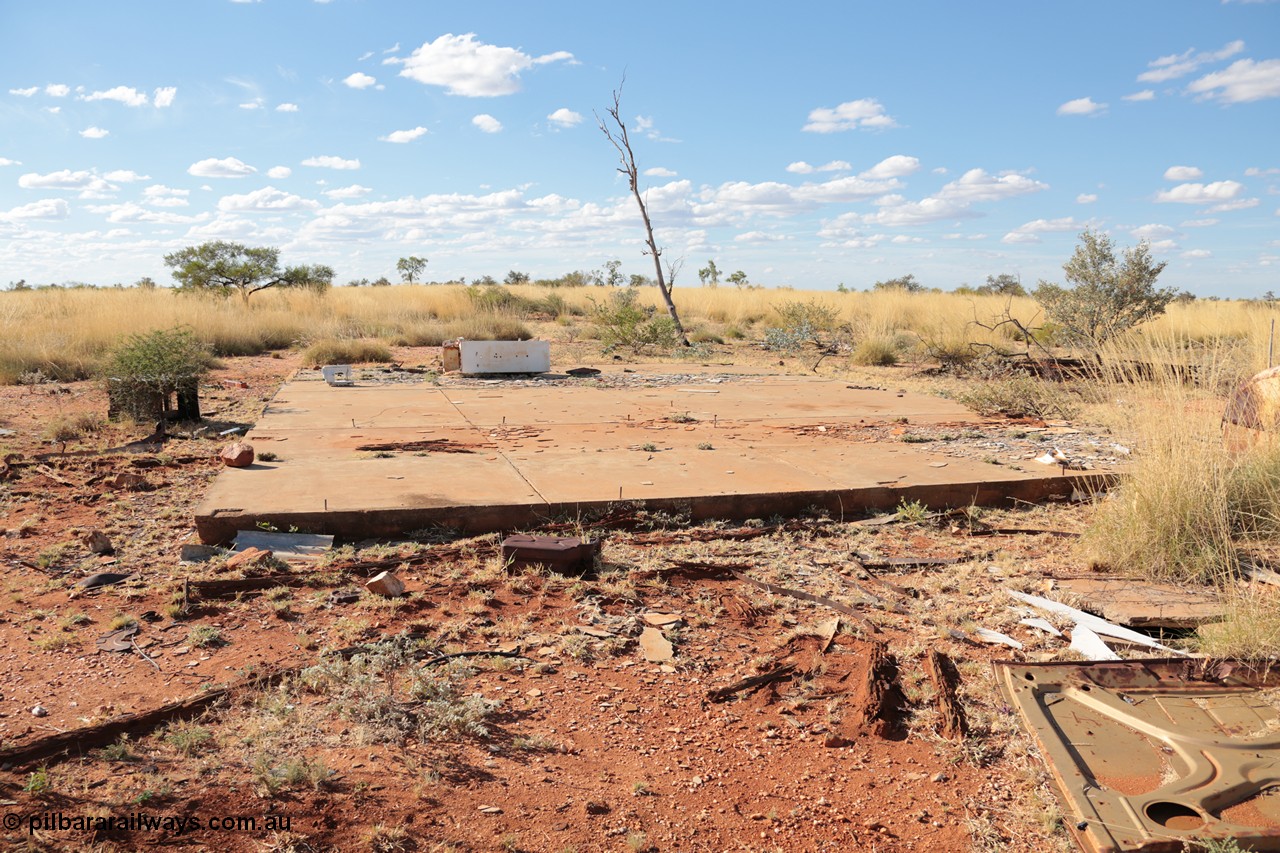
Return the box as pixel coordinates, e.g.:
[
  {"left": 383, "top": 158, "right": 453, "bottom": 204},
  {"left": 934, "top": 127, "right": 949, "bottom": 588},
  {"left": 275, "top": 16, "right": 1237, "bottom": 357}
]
[{"left": 6, "top": 810, "right": 293, "bottom": 835}]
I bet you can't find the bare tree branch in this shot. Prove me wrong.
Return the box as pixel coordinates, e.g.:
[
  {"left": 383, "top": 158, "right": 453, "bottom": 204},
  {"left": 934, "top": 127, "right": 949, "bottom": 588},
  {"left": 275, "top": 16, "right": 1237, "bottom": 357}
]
[{"left": 596, "top": 79, "right": 689, "bottom": 346}]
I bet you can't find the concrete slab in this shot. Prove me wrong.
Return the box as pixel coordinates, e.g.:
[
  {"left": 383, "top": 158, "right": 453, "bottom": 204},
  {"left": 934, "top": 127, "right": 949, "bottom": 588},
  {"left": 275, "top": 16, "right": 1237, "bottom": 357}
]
[{"left": 196, "top": 368, "right": 1116, "bottom": 543}]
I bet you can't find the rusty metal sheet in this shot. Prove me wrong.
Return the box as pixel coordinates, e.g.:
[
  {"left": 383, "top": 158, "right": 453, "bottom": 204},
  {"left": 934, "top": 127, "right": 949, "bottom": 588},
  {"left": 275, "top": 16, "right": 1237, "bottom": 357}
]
[
  {"left": 995, "top": 658, "right": 1280, "bottom": 852},
  {"left": 501, "top": 534, "right": 599, "bottom": 575}
]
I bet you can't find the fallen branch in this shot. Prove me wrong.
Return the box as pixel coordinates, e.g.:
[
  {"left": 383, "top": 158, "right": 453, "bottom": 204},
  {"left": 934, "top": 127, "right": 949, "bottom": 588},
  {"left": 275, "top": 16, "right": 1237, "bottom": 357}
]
[
  {"left": 420, "top": 650, "right": 531, "bottom": 668},
  {"left": 707, "top": 664, "right": 797, "bottom": 702}
]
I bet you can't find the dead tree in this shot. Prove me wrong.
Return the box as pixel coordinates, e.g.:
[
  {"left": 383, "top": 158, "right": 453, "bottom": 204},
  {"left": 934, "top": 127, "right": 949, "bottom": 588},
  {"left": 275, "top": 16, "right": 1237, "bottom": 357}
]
[{"left": 598, "top": 82, "right": 690, "bottom": 346}]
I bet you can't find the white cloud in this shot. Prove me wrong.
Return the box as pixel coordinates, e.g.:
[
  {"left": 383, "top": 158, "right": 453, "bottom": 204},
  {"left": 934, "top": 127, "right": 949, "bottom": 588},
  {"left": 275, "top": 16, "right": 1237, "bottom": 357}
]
[
  {"left": 380, "top": 126, "right": 428, "bottom": 143},
  {"left": 794, "top": 175, "right": 901, "bottom": 203},
  {"left": 99, "top": 202, "right": 204, "bottom": 225},
  {"left": 1181, "top": 218, "right": 1219, "bottom": 227},
  {"left": 1131, "top": 223, "right": 1177, "bottom": 240},
  {"left": 786, "top": 162, "right": 814, "bottom": 174},
  {"left": 644, "top": 167, "right": 677, "bottom": 177},
  {"left": 1188, "top": 58, "right": 1280, "bottom": 103},
  {"left": 153, "top": 86, "right": 177, "bottom": 108},
  {"left": 1164, "top": 165, "right": 1204, "bottom": 180},
  {"left": 323, "top": 184, "right": 372, "bottom": 200},
  {"left": 936, "top": 168, "right": 1049, "bottom": 202},
  {"left": 343, "top": 72, "right": 377, "bottom": 90},
  {"left": 803, "top": 98, "right": 897, "bottom": 132},
  {"left": 472, "top": 114, "right": 502, "bottom": 133},
  {"left": 1003, "top": 217, "right": 1085, "bottom": 243},
  {"left": 1181, "top": 249, "right": 1212, "bottom": 259},
  {"left": 1002, "top": 231, "right": 1042, "bottom": 244},
  {"left": 217, "top": 186, "right": 319, "bottom": 212},
  {"left": 276, "top": 103, "right": 299, "bottom": 112},
  {"left": 1123, "top": 90, "right": 1156, "bottom": 101},
  {"left": 18, "top": 169, "right": 110, "bottom": 191},
  {"left": 1139, "top": 40, "right": 1246, "bottom": 83},
  {"left": 860, "top": 155, "right": 920, "bottom": 179},
  {"left": 0, "top": 158, "right": 20, "bottom": 166},
  {"left": 44, "top": 106, "right": 60, "bottom": 114},
  {"left": 1057, "top": 97, "right": 1107, "bottom": 116},
  {"left": 80, "top": 85, "right": 149, "bottom": 107},
  {"left": 301, "top": 155, "right": 361, "bottom": 170},
  {"left": 143, "top": 185, "right": 189, "bottom": 207},
  {"left": 45, "top": 84, "right": 69, "bottom": 97},
  {"left": 1077, "top": 193, "right": 1098, "bottom": 203},
  {"left": 1155, "top": 180, "right": 1244, "bottom": 203},
  {"left": 104, "top": 170, "right": 149, "bottom": 182},
  {"left": 860, "top": 195, "right": 978, "bottom": 227},
  {"left": 391, "top": 33, "right": 574, "bottom": 97},
  {"left": 547, "top": 107, "right": 582, "bottom": 127},
  {"left": 187, "top": 156, "right": 257, "bottom": 178},
  {"left": 734, "top": 231, "right": 789, "bottom": 243},
  {"left": 239, "top": 102, "right": 262, "bottom": 110},
  {"left": 267, "top": 166, "right": 292, "bottom": 179},
  {"left": 0, "top": 198, "right": 69, "bottom": 221},
  {"left": 8, "top": 87, "right": 38, "bottom": 97},
  {"left": 1246, "top": 167, "right": 1280, "bottom": 176},
  {"left": 79, "top": 126, "right": 109, "bottom": 139},
  {"left": 1206, "top": 197, "right": 1260, "bottom": 212}
]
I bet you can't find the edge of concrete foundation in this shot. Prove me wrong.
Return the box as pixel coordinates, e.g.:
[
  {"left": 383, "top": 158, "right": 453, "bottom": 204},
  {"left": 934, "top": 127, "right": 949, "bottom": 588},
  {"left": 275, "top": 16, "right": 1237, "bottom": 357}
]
[{"left": 194, "top": 472, "right": 1115, "bottom": 545}]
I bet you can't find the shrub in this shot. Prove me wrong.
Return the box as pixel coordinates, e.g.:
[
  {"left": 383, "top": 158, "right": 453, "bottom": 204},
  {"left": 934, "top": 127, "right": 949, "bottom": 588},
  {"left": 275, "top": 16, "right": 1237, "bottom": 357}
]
[
  {"left": 1033, "top": 230, "right": 1176, "bottom": 350},
  {"left": 299, "top": 638, "right": 497, "bottom": 745},
  {"left": 102, "top": 327, "right": 212, "bottom": 422},
  {"left": 763, "top": 300, "right": 840, "bottom": 352},
  {"left": 300, "top": 339, "right": 393, "bottom": 366},
  {"left": 590, "top": 288, "right": 680, "bottom": 354},
  {"left": 956, "top": 374, "right": 1080, "bottom": 420}
]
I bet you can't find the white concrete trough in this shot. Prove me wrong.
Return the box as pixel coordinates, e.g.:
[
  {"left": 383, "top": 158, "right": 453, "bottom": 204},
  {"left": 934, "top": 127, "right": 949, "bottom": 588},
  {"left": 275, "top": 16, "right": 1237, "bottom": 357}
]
[
  {"left": 321, "top": 365, "right": 354, "bottom": 386},
  {"left": 443, "top": 340, "right": 550, "bottom": 375}
]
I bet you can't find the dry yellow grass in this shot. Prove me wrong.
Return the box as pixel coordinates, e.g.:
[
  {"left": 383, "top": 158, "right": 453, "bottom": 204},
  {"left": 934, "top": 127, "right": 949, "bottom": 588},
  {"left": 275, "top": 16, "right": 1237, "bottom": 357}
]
[{"left": 3, "top": 283, "right": 1279, "bottom": 385}]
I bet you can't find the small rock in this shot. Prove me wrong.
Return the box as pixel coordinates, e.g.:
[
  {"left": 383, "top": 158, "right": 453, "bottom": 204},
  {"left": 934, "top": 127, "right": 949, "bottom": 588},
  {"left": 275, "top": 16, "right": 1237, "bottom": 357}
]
[
  {"left": 639, "top": 627, "right": 674, "bottom": 663},
  {"left": 585, "top": 801, "right": 610, "bottom": 815},
  {"left": 365, "top": 571, "right": 405, "bottom": 598},
  {"left": 220, "top": 442, "right": 255, "bottom": 468},
  {"left": 478, "top": 805, "right": 502, "bottom": 815},
  {"left": 225, "top": 547, "right": 272, "bottom": 570},
  {"left": 105, "top": 472, "right": 149, "bottom": 491},
  {"left": 640, "top": 612, "right": 683, "bottom": 628},
  {"left": 83, "top": 530, "right": 114, "bottom": 555},
  {"left": 30, "top": 706, "right": 48, "bottom": 718}
]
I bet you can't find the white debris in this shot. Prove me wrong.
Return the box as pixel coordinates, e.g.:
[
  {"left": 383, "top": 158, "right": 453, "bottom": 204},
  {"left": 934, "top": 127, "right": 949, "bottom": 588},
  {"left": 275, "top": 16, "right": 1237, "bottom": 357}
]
[
  {"left": 1006, "top": 589, "right": 1186, "bottom": 656},
  {"left": 1069, "top": 626, "right": 1121, "bottom": 661},
  {"left": 973, "top": 628, "right": 1024, "bottom": 650}
]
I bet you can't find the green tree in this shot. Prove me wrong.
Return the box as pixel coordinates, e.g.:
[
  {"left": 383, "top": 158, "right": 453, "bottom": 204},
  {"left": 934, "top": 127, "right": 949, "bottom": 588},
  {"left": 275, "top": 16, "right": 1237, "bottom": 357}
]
[
  {"left": 976, "top": 273, "right": 1026, "bottom": 297},
  {"left": 396, "top": 256, "right": 427, "bottom": 284},
  {"left": 872, "top": 274, "right": 923, "bottom": 292},
  {"left": 727, "top": 270, "right": 749, "bottom": 288},
  {"left": 1033, "top": 230, "right": 1174, "bottom": 349},
  {"left": 163, "top": 241, "right": 333, "bottom": 305},
  {"left": 604, "top": 259, "right": 624, "bottom": 287},
  {"left": 698, "top": 260, "right": 720, "bottom": 288},
  {"left": 504, "top": 270, "right": 530, "bottom": 285}
]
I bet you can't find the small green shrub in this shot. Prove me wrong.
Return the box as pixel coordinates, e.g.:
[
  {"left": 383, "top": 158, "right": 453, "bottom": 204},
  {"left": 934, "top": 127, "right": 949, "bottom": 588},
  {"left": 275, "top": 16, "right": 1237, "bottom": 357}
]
[{"left": 590, "top": 289, "right": 680, "bottom": 354}]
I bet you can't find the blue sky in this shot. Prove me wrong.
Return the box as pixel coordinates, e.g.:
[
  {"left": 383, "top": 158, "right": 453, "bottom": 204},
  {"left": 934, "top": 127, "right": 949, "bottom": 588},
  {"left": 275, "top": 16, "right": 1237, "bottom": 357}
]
[{"left": 1, "top": 1, "right": 1278, "bottom": 296}]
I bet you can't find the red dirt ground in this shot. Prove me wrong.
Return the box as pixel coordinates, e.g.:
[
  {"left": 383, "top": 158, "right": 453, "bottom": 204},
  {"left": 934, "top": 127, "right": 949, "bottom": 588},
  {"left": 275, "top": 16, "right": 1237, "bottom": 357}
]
[{"left": 0, "top": 350, "right": 1087, "bottom": 852}]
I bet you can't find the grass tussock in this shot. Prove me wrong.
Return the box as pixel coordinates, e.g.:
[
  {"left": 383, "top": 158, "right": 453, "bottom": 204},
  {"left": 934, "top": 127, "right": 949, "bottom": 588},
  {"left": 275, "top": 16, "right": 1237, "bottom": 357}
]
[
  {"left": 1197, "top": 587, "right": 1280, "bottom": 659},
  {"left": 1083, "top": 337, "right": 1280, "bottom": 585},
  {"left": 301, "top": 338, "right": 394, "bottom": 366}
]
